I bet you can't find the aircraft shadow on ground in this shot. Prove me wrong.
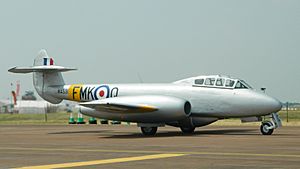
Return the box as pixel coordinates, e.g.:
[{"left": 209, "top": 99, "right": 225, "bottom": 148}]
[
  {"left": 102, "top": 128, "right": 259, "bottom": 139},
  {"left": 48, "top": 130, "right": 112, "bottom": 135},
  {"left": 48, "top": 128, "right": 291, "bottom": 138}
]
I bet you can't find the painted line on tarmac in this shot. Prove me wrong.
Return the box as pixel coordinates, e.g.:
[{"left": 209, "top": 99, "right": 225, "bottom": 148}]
[
  {"left": 2, "top": 147, "right": 300, "bottom": 158},
  {"left": 13, "top": 153, "right": 185, "bottom": 169}
]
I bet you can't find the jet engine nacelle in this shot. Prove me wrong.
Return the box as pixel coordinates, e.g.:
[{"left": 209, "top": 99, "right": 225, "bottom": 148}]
[{"left": 79, "top": 96, "right": 192, "bottom": 123}]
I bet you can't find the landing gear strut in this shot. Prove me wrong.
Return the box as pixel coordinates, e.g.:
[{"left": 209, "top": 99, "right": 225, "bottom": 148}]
[
  {"left": 141, "top": 127, "right": 157, "bottom": 136},
  {"left": 260, "top": 113, "right": 282, "bottom": 135}
]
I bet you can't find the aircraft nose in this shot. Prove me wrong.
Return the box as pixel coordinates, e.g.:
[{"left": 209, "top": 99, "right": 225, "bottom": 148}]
[
  {"left": 262, "top": 95, "right": 282, "bottom": 113},
  {"left": 273, "top": 98, "right": 282, "bottom": 112}
]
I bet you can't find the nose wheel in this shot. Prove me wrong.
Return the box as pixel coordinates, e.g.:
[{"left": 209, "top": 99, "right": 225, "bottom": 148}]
[
  {"left": 260, "top": 113, "right": 282, "bottom": 135},
  {"left": 260, "top": 121, "right": 274, "bottom": 135}
]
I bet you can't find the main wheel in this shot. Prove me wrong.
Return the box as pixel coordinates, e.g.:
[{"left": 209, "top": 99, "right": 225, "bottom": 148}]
[
  {"left": 180, "top": 126, "right": 196, "bottom": 134},
  {"left": 260, "top": 121, "right": 274, "bottom": 135},
  {"left": 141, "top": 127, "right": 157, "bottom": 136}
]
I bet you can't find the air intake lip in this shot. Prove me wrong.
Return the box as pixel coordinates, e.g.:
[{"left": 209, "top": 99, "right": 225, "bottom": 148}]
[{"left": 184, "top": 101, "right": 192, "bottom": 116}]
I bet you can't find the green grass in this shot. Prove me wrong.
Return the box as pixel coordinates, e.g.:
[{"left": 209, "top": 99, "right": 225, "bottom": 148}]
[
  {"left": 0, "top": 110, "right": 299, "bottom": 125},
  {"left": 0, "top": 112, "right": 71, "bottom": 125},
  {"left": 278, "top": 110, "right": 300, "bottom": 122}
]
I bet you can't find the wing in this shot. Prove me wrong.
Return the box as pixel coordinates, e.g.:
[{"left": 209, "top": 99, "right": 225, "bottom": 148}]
[{"left": 79, "top": 96, "right": 158, "bottom": 113}]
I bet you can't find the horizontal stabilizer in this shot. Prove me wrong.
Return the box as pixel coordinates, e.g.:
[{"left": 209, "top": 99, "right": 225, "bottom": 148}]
[
  {"left": 80, "top": 97, "right": 158, "bottom": 113},
  {"left": 8, "top": 66, "right": 77, "bottom": 73}
]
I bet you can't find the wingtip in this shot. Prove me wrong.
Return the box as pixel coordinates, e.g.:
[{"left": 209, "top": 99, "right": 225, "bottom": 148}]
[{"left": 8, "top": 67, "right": 17, "bottom": 73}]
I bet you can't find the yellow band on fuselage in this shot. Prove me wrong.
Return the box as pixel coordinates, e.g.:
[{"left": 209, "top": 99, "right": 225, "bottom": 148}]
[{"left": 68, "top": 84, "right": 83, "bottom": 101}]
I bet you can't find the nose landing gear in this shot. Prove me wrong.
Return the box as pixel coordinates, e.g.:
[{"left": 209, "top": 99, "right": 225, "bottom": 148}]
[
  {"left": 260, "top": 121, "right": 274, "bottom": 135},
  {"left": 260, "top": 113, "right": 282, "bottom": 135}
]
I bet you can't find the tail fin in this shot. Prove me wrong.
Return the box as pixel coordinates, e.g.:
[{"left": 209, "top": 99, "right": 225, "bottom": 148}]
[{"left": 8, "top": 49, "right": 76, "bottom": 104}]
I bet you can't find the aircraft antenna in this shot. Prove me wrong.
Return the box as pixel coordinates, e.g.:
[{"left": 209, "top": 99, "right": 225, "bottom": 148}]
[{"left": 137, "top": 73, "right": 143, "bottom": 83}]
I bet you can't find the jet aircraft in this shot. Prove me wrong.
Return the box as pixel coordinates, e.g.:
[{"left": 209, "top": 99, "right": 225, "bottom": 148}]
[{"left": 8, "top": 50, "right": 282, "bottom": 136}]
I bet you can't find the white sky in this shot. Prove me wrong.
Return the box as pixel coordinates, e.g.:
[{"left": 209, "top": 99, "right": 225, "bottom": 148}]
[{"left": 1, "top": 0, "right": 299, "bottom": 102}]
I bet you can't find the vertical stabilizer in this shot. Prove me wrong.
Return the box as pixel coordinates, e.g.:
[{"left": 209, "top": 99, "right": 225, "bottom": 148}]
[
  {"left": 33, "top": 50, "right": 65, "bottom": 103},
  {"left": 8, "top": 49, "right": 76, "bottom": 104}
]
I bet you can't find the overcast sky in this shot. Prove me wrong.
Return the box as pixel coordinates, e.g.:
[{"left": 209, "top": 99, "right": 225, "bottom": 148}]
[{"left": 0, "top": 0, "right": 299, "bottom": 102}]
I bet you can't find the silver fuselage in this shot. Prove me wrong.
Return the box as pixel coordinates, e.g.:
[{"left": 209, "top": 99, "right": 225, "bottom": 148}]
[{"left": 50, "top": 83, "right": 282, "bottom": 118}]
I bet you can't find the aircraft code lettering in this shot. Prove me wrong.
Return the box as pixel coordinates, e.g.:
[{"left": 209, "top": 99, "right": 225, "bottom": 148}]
[{"left": 68, "top": 85, "right": 118, "bottom": 101}]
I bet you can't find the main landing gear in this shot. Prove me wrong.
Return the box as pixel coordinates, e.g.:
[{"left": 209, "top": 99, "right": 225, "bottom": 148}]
[
  {"left": 180, "top": 126, "right": 196, "bottom": 134},
  {"left": 138, "top": 123, "right": 165, "bottom": 136},
  {"left": 140, "top": 127, "right": 158, "bottom": 136},
  {"left": 260, "top": 113, "right": 282, "bottom": 135}
]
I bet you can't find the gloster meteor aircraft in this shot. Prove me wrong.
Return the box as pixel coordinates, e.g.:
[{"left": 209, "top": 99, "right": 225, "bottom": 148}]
[{"left": 9, "top": 50, "right": 282, "bottom": 136}]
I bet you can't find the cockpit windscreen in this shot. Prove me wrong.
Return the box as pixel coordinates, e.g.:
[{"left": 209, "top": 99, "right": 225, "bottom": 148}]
[{"left": 193, "top": 76, "right": 253, "bottom": 90}]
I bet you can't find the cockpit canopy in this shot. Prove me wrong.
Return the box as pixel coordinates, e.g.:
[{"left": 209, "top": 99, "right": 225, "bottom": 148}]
[{"left": 174, "top": 75, "right": 253, "bottom": 89}]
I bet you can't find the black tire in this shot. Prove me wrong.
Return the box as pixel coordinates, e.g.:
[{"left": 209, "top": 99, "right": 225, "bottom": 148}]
[
  {"left": 141, "top": 127, "right": 157, "bottom": 136},
  {"left": 180, "top": 126, "right": 196, "bottom": 134},
  {"left": 260, "top": 121, "right": 274, "bottom": 135}
]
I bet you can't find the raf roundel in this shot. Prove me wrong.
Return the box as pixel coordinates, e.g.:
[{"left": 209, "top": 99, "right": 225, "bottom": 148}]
[{"left": 94, "top": 85, "right": 110, "bottom": 100}]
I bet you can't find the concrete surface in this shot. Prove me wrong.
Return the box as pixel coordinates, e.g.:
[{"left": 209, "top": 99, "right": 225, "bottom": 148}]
[{"left": 0, "top": 125, "right": 299, "bottom": 169}]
